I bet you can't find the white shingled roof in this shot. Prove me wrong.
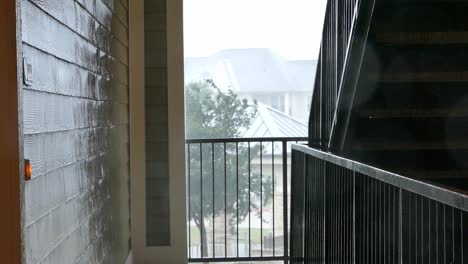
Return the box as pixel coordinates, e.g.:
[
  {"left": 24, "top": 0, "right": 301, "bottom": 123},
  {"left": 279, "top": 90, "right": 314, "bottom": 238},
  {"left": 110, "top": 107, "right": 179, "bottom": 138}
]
[{"left": 185, "top": 48, "right": 317, "bottom": 93}]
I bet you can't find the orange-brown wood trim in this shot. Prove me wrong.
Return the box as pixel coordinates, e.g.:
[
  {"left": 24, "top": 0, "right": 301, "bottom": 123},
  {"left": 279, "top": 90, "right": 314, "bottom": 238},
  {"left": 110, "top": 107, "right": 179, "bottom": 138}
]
[{"left": 0, "top": 0, "right": 23, "bottom": 263}]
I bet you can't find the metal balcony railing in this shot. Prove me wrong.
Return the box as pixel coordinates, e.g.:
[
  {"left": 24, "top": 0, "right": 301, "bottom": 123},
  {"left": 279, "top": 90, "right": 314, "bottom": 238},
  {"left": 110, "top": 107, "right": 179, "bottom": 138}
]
[
  {"left": 291, "top": 144, "right": 468, "bottom": 263},
  {"left": 186, "top": 137, "right": 307, "bottom": 263}
]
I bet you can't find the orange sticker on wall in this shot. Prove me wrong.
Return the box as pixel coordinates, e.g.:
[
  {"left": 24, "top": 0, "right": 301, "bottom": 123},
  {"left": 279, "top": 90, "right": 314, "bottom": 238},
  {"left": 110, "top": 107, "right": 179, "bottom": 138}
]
[{"left": 25, "top": 159, "right": 32, "bottom": 181}]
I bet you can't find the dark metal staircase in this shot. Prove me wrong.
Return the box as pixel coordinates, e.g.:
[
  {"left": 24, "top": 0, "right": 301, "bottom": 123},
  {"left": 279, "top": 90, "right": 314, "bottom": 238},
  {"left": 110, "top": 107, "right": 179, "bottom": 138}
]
[
  {"left": 346, "top": 0, "right": 468, "bottom": 192},
  {"left": 310, "top": 0, "right": 468, "bottom": 193}
]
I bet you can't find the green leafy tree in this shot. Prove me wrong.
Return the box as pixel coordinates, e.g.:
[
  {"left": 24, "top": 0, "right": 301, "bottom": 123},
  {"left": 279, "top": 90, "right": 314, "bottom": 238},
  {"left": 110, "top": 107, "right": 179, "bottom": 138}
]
[
  {"left": 186, "top": 79, "right": 257, "bottom": 139},
  {"left": 186, "top": 80, "right": 272, "bottom": 257}
]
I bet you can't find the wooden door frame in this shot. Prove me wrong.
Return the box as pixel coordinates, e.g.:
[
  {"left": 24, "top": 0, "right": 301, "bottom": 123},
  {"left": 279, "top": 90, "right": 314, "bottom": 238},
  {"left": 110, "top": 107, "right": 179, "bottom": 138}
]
[{"left": 0, "top": 0, "right": 24, "bottom": 263}]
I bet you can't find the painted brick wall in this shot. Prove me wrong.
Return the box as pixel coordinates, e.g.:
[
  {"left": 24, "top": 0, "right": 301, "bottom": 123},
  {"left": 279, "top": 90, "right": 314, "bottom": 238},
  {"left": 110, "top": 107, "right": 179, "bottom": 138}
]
[
  {"left": 21, "top": 0, "right": 131, "bottom": 263},
  {"left": 144, "top": 0, "right": 171, "bottom": 246}
]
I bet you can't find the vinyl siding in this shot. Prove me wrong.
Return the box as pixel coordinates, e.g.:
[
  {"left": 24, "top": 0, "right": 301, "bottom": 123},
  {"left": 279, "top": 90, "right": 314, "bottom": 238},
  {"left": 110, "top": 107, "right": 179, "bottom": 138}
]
[{"left": 21, "top": 0, "right": 130, "bottom": 263}]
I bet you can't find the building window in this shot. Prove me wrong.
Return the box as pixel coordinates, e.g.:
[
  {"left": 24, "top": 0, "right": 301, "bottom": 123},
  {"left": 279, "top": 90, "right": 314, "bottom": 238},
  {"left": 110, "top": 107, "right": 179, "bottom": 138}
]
[{"left": 256, "top": 94, "right": 285, "bottom": 112}]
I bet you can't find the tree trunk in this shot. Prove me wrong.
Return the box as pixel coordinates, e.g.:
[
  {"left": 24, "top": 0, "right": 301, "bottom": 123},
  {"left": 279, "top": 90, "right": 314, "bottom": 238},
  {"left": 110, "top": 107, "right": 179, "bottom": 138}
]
[{"left": 195, "top": 218, "right": 209, "bottom": 259}]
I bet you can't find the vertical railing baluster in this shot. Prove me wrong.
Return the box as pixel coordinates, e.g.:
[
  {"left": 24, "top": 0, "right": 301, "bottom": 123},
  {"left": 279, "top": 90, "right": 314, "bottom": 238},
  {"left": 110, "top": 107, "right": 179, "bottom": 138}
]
[
  {"left": 387, "top": 186, "right": 390, "bottom": 263},
  {"left": 360, "top": 175, "right": 364, "bottom": 264},
  {"left": 375, "top": 180, "right": 379, "bottom": 263},
  {"left": 317, "top": 158, "right": 321, "bottom": 262},
  {"left": 368, "top": 177, "right": 372, "bottom": 264},
  {"left": 408, "top": 193, "right": 412, "bottom": 263},
  {"left": 347, "top": 168, "right": 351, "bottom": 263},
  {"left": 291, "top": 151, "right": 294, "bottom": 263},
  {"left": 353, "top": 170, "right": 356, "bottom": 264},
  {"left": 327, "top": 164, "right": 331, "bottom": 263},
  {"left": 341, "top": 166, "right": 345, "bottom": 262},
  {"left": 223, "top": 142, "right": 227, "bottom": 258},
  {"left": 399, "top": 188, "right": 403, "bottom": 264},
  {"left": 200, "top": 143, "right": 203, "bottom": 258},
  {"left": 318, "top": 158, "right": 321, "bottom": 262},
  {"left": 462, "top": 212, "right": 466, "bottom": 263},
  {"left": 337, "top": 165, "right": 345, "bottom": 263},
  {"left": 454, "top": 206, "right": 461, "bottom": 263},
  {"left": 345, "top": 168, "right": 349, "bottom": 263},
  {"left": 329, "top": 133, "right": 332, "bottom": 262},
  {"left": 421, "top": 197, "right": 425, "bottom": 263},
  {"left": 429, "top": 200, "right": 433, "bottom": 264},
  {"left": 248, "top": 142, "right": 251, "bottom": 257},
  {"left": 364, "top": 176, "right": 368, "bottom": 264},
  {"left": 337, "top": 166, "right": 340, "bottom": 263},
  {"left": 437, "top": 202, "right": 440, "bottom": 263},
  {"left": 367, "top": 178, "right": 375, "bottom": 264},
  {"left": 260, "top": 142, "right": 263, "bottom": 257},
  {"left": 303, "top": 153, "right": 308, "bottom": 263},
  {"left": 290, "top": 149, "right": 295, "bottom": 263},
  {"left": 392, "top": 187, "right": 395, "bottom": 264},
  {"left": 320, "top": 158, "right": 324, "bottom": 262},
  {"left": 415, "top": 194, "right": 419, "bottom": 264},
  {"left": 392, "top": 185, "right": 395, "bottom": 263},
  {"left": 188, "top": 144, "right": 191, "bottom": 258},
  {"left": 444, "top": 204, "right": 447, "bottom": 263},
  {"left": 323, "top": 159, "right": 327, "bottom": 263},
  {"left": 212, "top": 143, "right": 215, "bottom": 258},
  {"left": 365, "top": 176, "right": 369, "bottom": 264},
  {"left": 342, "top": 167, "right": 345, "bottom": 262},
  {"left": 356, "top": 173, "right": 359, "bottom": 263},
  {"left": 332, "top": 163, "right": 335, "bottom": 262},
  {"left": 377, "top": 181, "right": 380, "bottom": 263},
  {"left": 379, "top": 181, "right": 382, "bottom": 263},
  {"left": 371, "top": 178, "right": 374, "bottom": 263},
  {"left": 347, "top": 168, "right": 350, "bottom": 262},
  {"left": 305, "top": 155, "right": 308, "bottom": 262},
  {"left": 395, "top": 186, "right": 398, "bottom": 264},
  {"left": 307, "top": 156, "right": 311, "bottom": 262},
  {"left": 344, "top": 168, "right": 347, "bottom": 262},
  {"left": 462, "top": 212, "right": 465, "bottom": 264},
  {"left": 451, "top": 207, "right": 455, "bottom": 263},
  {"left": 310, "top": 156, "right": 313, "bottom": 263},
  {"left": 282, "top": 140, "right": 288, "bottom": 264},
  {"left": 236, "top": 142, "right": 239, "bottom": 258},
  {"left": 387, "top": 184, "right": 390, "bottom": 263},
  {"left": 272, "top": 141, "right": 275, "bottom": 257}
]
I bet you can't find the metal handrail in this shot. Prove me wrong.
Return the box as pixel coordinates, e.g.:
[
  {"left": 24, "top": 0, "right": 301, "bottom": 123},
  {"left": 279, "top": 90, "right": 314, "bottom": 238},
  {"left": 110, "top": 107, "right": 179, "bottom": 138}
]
[
  {"left": 292, "top": 143, "right": 468, "bottom": 212},
  {"left": 186, "top": 137, "right": 308, "bottom": 144}
]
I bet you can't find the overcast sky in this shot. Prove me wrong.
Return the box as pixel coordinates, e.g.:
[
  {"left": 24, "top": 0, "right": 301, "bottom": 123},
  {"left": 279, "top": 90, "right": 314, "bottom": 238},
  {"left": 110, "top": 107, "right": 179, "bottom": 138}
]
[{"left": 184, "top": 0, "right": 327, "bottom": 60}]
